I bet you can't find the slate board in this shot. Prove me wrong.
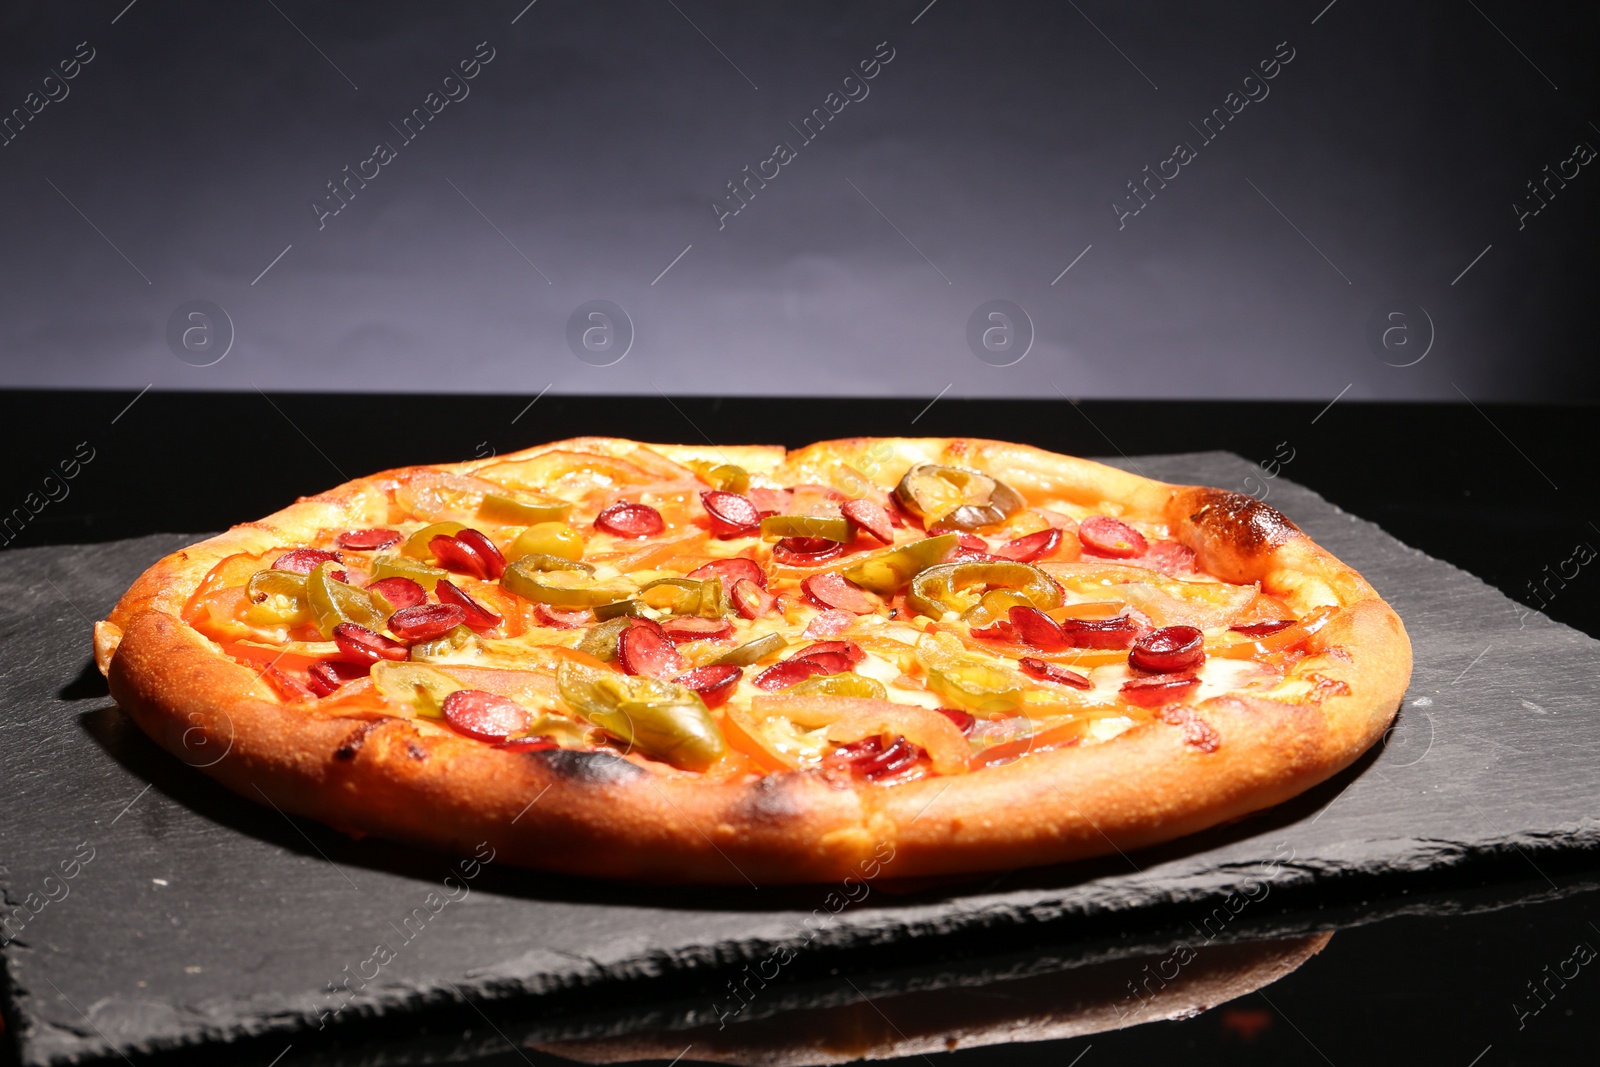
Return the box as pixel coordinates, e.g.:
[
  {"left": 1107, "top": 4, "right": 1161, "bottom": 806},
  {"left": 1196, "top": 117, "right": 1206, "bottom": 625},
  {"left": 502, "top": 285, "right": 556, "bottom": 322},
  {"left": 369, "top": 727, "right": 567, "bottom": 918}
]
[{"left": 3, "top": 453, "right": 1599, "bottom": 1066}]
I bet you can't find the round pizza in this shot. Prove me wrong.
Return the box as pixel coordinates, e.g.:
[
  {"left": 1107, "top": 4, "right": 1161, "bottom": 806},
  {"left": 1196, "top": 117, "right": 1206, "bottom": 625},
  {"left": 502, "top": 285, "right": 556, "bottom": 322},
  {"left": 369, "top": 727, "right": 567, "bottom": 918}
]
[{"left": 94, "top": 437, "right": 1412, "bottom": 884}]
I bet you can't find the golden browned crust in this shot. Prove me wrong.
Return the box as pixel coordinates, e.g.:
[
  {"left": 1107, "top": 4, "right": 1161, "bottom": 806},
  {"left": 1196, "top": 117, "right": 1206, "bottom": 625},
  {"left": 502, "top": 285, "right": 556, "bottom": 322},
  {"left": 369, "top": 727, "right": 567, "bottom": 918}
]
[{"left": 99, "top": 437, "right": 1412, "bottom": 884}]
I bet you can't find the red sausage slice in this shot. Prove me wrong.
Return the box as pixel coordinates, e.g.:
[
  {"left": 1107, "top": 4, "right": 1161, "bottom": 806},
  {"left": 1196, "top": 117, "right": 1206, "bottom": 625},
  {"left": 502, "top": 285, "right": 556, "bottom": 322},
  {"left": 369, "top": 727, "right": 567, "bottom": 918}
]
[
  {"left": 388, "top": 603, "right": 468, "bottom": 642},
  {"left": 753, "top": 651, "right": 851, "bottom": 690},
  {"left": 435, "top": 579, "right": 503, "bottom": 633},
  {"left": 595, "top": 502, "right": 664, "bottom": 538},
  {"left": 533, "top": 603, "right": 592, "bottom": 629},
  {"left": 366, "top": 576, "right": 426, "bottom": 611},
  {"left": 1129, "top": 625, "right": 1205, "bottom": 673},
  {"left": 994, "top": 528, "right": 1062, "bottom": 563},
  {"left": 791, "top": 640, "right": 865, "bottom": 665},
  {"left": 430, "top": 535, "right": 491, "bottom": 580},
  {"left": 443, "top": 689, "right": 532, "bottom": 743},
  {"left": 660, "top": 617, "right": 734, "bottom": 644},
  {"left": 772, "top": 538, "right": 846, "bottom": 566},
  {"left": 1008, "top": 606, "right": 1069, "bottom": 651},
  {"left": 336, "top": 529, "right": 402, "bottom": 551},
  {"left": 840, "top": 498, "right": 894, "bottom": 544},
  {"left": 700, "top": 491, "right": 762, "bottom": 538},
  {"left": 272, "top": 548, "right": 342, "bottom": 574},
  {"left": 1078, "top": 516, "right": 1148, "bottom": 559},
  {"left": 1058, "top": 615, "right": 1138, "bottom": 649},
  {"left": 730, "top": 578, "right": 777, "bottom": 619},
  {"left": 453, "top": 529, "right": 506, "bottom": 579},
  {"left": 260, "top": 664, "right": 316, "bottom": 702},
  {"left": 617, "top": 623, "right": 686, "bottom": 678},
  {"left": 802, "top": 609, "right": 853, "bottom": 638},
  {"left": 1120, "top": 673, "right": 1200, "bottom": 707},
  {"left": 1230, "top": 620, "right": 1295, "bottom": 637},
  {"left": 307, "top": 659, "right": 369, "bottom": 697},
  {"left": 688, "top": 557, "right": 767, "bottom": 590},
  {"left": 673, "top": 664, "right": 742, "bottom": 708},
  {"left": 935, "top": 706, "right": 977, "bottom": 734},
  {"left": 1018, "top": 657, "right": 1092, "bottom": 690},
  {"left": 1142, "top": 540, "right": 1197, "bottom": 576},
  {"left": 800, "top": 572, "right": 877, "bottom": 614},
  {"left": 332, "top": 622, "right": 410, "bottom": 665}
]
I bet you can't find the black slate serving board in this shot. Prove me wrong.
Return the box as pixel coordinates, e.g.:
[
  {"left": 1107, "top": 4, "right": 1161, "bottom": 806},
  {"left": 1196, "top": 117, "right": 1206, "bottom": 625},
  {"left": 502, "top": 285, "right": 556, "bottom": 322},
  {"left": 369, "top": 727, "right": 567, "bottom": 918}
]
[{"left": 3, "top": 453, "right": 1598, "bottom": 1066}]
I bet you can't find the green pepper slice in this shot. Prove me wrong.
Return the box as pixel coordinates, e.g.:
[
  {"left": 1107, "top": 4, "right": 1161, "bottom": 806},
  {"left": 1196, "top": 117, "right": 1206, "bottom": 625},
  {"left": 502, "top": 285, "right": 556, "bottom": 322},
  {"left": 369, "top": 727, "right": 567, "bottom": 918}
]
[
  {"left": 960, "top": 588, "right": 1035, "bottom": 629},
  {"left": 306, "top": 561, "right": 386, "bottom": 638},
  {"left": 477, "top": 492, "right": 572, "bottom": 526},
  {"left": 244, "top": 570, "right": 311, "bottom": 626},
  {"left": 788, "top": 673, "right": 888, "bottom": 700},
  {"left": 712, "top": 632, "right": 787, "bottom": 666},
  {"left": 895, "top": 464, "right": 1025, "bottom": 531},
  {"left": 839, "top": 533, "right": 958, "bottom": 595},
  {"left": 707, "top": 464, "right": 750, "bottom": 494},
  {"left": 408, "top": 624, "right": 479, "bottom": 661},
  {"left": 760, "top": 514, "right": 852, "bottom": 543},
  {"left": 370, "top": 661, "right": 463, "bottom": 718},
  {"left": 907, "top": 560, "right": 1063, "bottom": 620},
  {"left": 577, "top": 616, "right": 632, "bottom": 660},
  {"left": 370, "top": 554, "right": 449, "bottom": 591},
  {"left": 592, "top": 599, "right": 645, "bottom": 621},
  {"left": 501, "top": 556, "right": 631, "bottom": 607},
  {"left": 402, "top": 521, "right": 467, "bottom": 560},
  {"left": 915, "top": 631, "right": 1024, "bottom": 712},
  {"left": 556, "top": 660, "right": 725, "bottom": 771}
]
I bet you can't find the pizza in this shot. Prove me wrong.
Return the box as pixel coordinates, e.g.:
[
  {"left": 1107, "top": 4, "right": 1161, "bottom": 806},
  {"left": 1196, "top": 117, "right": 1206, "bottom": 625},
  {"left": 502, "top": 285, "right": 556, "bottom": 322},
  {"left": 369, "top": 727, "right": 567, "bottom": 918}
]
[{"left": 95, "top": 437, "right": 1411, "bottom": 884}]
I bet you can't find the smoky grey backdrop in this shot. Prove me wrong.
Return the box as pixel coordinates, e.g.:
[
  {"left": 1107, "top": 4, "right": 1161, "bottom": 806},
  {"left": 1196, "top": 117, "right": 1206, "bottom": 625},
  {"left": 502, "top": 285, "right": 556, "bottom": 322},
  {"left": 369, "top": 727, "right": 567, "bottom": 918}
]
[{"left": 0, "top": 0, "right": 1594, "bottom": 400}]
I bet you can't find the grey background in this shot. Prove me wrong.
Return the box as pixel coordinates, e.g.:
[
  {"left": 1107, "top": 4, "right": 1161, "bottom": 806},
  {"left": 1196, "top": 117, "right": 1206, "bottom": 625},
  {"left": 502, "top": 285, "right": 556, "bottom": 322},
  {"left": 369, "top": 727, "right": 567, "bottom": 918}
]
[{"left": 0, "top": 0, "right": 1595, "bottom": 399}]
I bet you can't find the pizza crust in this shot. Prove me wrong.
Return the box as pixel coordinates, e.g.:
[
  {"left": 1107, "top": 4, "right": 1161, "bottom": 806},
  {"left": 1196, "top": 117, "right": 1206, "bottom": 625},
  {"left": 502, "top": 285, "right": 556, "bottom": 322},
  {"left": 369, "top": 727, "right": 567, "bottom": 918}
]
[{"left": 99, "top": 437, "right": 1411, "bottom": 884}]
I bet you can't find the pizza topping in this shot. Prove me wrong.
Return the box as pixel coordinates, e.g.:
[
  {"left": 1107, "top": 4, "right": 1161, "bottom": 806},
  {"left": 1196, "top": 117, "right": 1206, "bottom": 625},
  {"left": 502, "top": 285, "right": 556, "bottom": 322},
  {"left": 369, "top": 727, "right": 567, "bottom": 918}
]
[
  {"left": 533, "top": 603, "right": 590, "bottom": 629},
  {"left": 509, "top": 522, "right": 585, "bottom": 563},
  {"left": 762, "top": 514, "right": 852, "bottom": 543},
  {"left": 826, "top": 735, "right": 922, "bottom": 781},
  {"left": 402, "top": 521, "right": 468, "bottom": 560},
  {"left": 673, "top": 664, "right": 742, "bottom": 708},
  {"left": 1017, "top": 657, "right": 1092, "bottom": 690},
  {"left": 434, "top": 579, "right": 503, "bottom": 633},
  {"left": 430, "top": 534, "right": 495, "bottom": 581},
  {"left": 1120, "top": 673, "right": 1201, "bottom": 706},
  {"left": 442, "top": 689, "right": 533, "bottom": 743},
  {"left": 388, "top": 603, "right": 469, "bottom": 642},
  {"left": 908, "top": 560, "right": 1062, "bottom": 620},
  {"left": 369, "top": 661, "right": 462, "bottom": 717},
  {"left": 332, "top": 622, "right": 411, "bottom": 665},
  {"left": 477, "top": 491, "right": 572, "bottom": 526},
  {"left": 307, "top": 561, "right": 386, "bottom": 637},
  {"left": 800, "top": 572, "right": 878, "bottom": 614},
  {"left": 660, "top": 617, "right": 734, "bottom": 644},
  {"left": 935, "top": 706, "right": 977, "bottom": 734},
  {"left": 688, "top": 557, "right": 766, "bottom": 590},
  {"left": 337, "top": 529, "right": 402, "bottom": 551},
  {"left": 788, "top": 672, "right": 887, "bottom": 700},
  {"left": 556, "top": 659, "right": 725, "bottom": 771},
  {"left": 792, "top": 639, "right": 866, "bottom": 665},
  {"left": 576, "top": 617, "right": 632, "bottom": 661},
  {"left": 272, "top": 548, "right": 342, "bottom": 575},
  {"left": 1129, "top": 625, "right": 1206, "bottom": 673},
  {"left": 1058, "top": 614, "right": 1139, "bottom": 649},
  {"left": 501, "top": 556, "right": 634, "bottom": 607},
  {"left": 308, "top": 659, "right": 368, "bottom": 697},
  {"left": 840, "top": 498, "right": 894, "bottom": 544},
  {"left": 803, "top": 609, "right": 855, "bottom": 638},
  {"left": 453, "top": 529, "right": 507, "bottom": 578},
  {"left": 771, "top": 537, "right": 847, "bottom": 566},
  {"left": 700, "top": 490, "right": 763, "bottom": 538},
  {"left": 1230, "top": 620, "right": 1296, "bottom": 637},
  {"left": 730, "top": 578, "right": 778, "bottom": 619},
  {"left": 993, "top": 528, "right": 1063, "bottom": 563},
  {"left": 243, "top": 570, "right": 313, "bottom": 626},
  {"left": 895, "top": 464, "right": 1024, "bottom": 532},
  {"left": 916, "top": 632, "right": 1024, "bottom": 713},
  {"left": 753, "top": 652, "right": 851, "bottom": 691},
  {"left": 1142, "top": 540, "right": 1198, "bottom": 576},
  {"left": 1078, "top": 516, "right": 1148, "bottom": 559},
  {"left": 703, "top": 463, "right": 751, "bottom": 494},
  {"left": 595, "top": 502, "right": 665, "bottom": 539},
  {"left": 370, "top": 554, "right": 447, "bottom": 590},
  {"left": 618, "top": 623, "right": 687, "bottom": 678},
  {"left": 713, "top": 632, "right": 788, "bottom": 666},
  {"left": 260, "top": 663, "right": 315, "bottom": 702},
  {"left": 366, "top": 576, "right": 427, "bottom": 613},
  {"left": 1007, "top": 606, "right": 1070, "bottom": 651}
]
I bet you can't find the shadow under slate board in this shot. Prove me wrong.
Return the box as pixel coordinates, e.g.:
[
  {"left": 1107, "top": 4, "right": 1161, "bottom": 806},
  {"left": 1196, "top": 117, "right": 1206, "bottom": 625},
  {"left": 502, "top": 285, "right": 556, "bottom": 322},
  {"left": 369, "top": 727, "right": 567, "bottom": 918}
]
[{"left": 1, "top": 452, "right": 1596, "bottom": 1066}]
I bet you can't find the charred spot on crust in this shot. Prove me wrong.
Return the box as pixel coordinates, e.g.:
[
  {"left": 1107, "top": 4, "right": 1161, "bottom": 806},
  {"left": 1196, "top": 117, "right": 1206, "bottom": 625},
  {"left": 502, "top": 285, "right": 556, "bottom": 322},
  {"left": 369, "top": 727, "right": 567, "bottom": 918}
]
[
  {"left": 1186, "top": 488, "right": 1299, "bottom": 558},
  {"left": 333, "top": 719, "right": 387, "bottom": 761},
  {"left": 525, "top": 748, "right": 645, "bottom": 784},
  {"left": 734, "top": 773, "right": 808, "bottom": 825},
  {"left": 1155, "top": 705, "right": 1220, "bottom": 752},
  {"left": 405, "top": 741, "right": 428, "bottom": 761}
]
